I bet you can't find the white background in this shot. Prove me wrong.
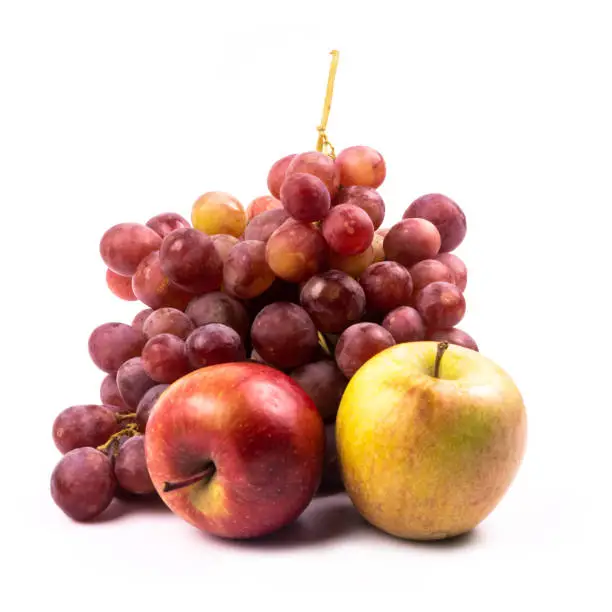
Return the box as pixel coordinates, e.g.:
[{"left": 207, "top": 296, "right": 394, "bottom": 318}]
[{"left": 1, "top": 1, "right": 611, "bottom": 609}]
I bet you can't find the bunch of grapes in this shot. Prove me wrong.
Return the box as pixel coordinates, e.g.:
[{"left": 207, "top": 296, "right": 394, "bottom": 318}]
[{"left": 50, "top": 144, "right": 475, "bottom": 522}]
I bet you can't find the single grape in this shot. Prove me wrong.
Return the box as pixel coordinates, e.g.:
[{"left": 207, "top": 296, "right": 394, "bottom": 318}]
[
  {"left": 435, "top": 252, "right": 468, "bottom": 291},
  {"left": 383, "top": 218, "right": 441, "bottom": 267},
  {"left": 142, "top": 307, "right": 194, "bottom": 339},
  {"left": 142, "top": 334, "right": 191, "bottom": 383},
  {"left": 106, "top": 269, "right": 137, "bottom": 301},
  {"left": 100, "top": 222, "right": 162, "bottom": 276},
  {"left": 88, "top": 322, "right": 146, "bottom": 374},
  {"left": 329, "top": 245, "right": 374, "bottom": 278},
  {"left": 100, "top": 374, "right": 129, "bottom": 411},
  {"left": 223, "top": 240, "right": 275, "bottom": 299},
  {"left": 415, "top": 281, "right": 466, "bottom": 328},
  {"left": 267, "top": 153, "right": 296, "bottom": 199},
  {"left": 159, "top": 228, "right": 223, "bottom": 294},
  {"left": 359, "top": 261, "right": 413, "bottom": 314},
  {"left": 335, "top": 146, "right": 386, "bottom": 189},
  {"left": 191, "top": 191, "right": 246, "bottom": 238},
  {"left": 334, "top": 186, "right": 385, "bottom": 229},
  {"left": 132, "top": 251, "right": 193, "bottom": 310},
  {"left": 51, "top": 448, "right": 116, "bottom": 521},
  {"left": 285, "top": 151, "right": 340, "bottom": 198},
  {"left": 280, "top": 172, "right": 331, "bottom": 222},
  {"left": 265, "top": 219, "right": 327, "bottom": 283},
  {"left": 318, "top": 423, "right": 343, "bottom": 494},
  {"left": 243, "top": 209, "right": 290, "bottom": 243},
  {"left": 427, "top": 328, "right": 478, "bottom": 351},
  {"left": 409, "top": 259, "right": 454, "bottom": 293},
  {"left": 322, "top": 204, "right": 374, "bottom": 256},
  {"left": 146, "top": 212, "right": 190, "bottom": 238},
  {"left": 186, "top": 324, "right": 246, "bottom": 369},
  {"left": 116, "top": 357, "right": 157, "bottom": 409},
  {"left": 132, "top": 308, "right": 154, "bottom": 333},
  {"left": 371, "top": 232, "right": 385, "bottom": 263},
  {"left": 114, "top": 436, "right": 155, "bottom": 494},
  {"left": 382, "top": 306, "right": 426, "bottom": 343},
  {"left": 185, "top": 292, "right": 250, "bottom": 339},
  {"left": 300, "top": 270, "right": 366, "bottom": 333},
  {"left": 211, "top": 233, "right": 239, "bottom": 264},
  {"left": 290, "top": 360, "right": 347, "bottom": 422},
  {"left": 246, "top": 195, "right": 282, "bottom": 220},
  {"left": 404, "top": 193, "right": 467, "bottom": 252},
  {"left": 52, "top": 405, "right": 118, "bottom": 454},
  {"left": 335, "top": 322, "right": 395, "bottom": 378},
  {"left": 136, "top": 384, "right": 169, "bottom": 432},
  {"left": 251, "top": 303, "right": 318, "bottom": 369}
]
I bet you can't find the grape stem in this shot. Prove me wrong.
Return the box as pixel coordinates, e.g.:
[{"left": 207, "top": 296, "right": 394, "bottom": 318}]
[
  {"left": 96, "top": 423, "right": 139, "bottom": 453},
  {"left": 433, "top": 341, "right": 450, "bottom": 378},
  {"left": 316, "top": 50, "right": 339, "bottom": 158},
  {"left": 163, "top": 462, "right": 216, "bottom": 493},
  {"left": 116, "top": 412, "right": 137, "bottom": 422}
]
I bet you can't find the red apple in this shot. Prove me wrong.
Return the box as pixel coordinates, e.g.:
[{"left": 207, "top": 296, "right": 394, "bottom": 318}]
[{"left": 145, "top": 362, "right": 325, "bottom": 539}]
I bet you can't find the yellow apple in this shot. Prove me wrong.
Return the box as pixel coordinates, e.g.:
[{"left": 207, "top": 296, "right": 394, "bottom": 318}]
[{"left": 336, "top": 341, "right": 527, "bottom": 540}]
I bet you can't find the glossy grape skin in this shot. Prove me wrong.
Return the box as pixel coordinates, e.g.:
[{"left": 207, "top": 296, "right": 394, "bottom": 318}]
[
  {"left": 334, "top": 186, "right": 385, "bottom": 229},
  {"left": 383, "top": 218, "right": 441, "bottom": 267},
  {"left": 335, "top": 146, "right": 386, "bottom": 189},
  {"left": 100, "top": 374, "right": 129, "bottom": 411},
  {"left": 290, "top": 360, "right": 347, "bottom": 422},
  {"left": 116, "top": 357, "right": 157, "bottom": 409},
  {"left": 359, "top": 262, "right": 413, "bottom": 314},
  {"left": 211, "top": 234, "right": 239, "bottom": 264},
  {"left": 88, "top": 323, "right": 146, "bottom": 374},
  {"left": 318, "top": 423, "right": 343, "bottom": 494},
  {"left": 409, "top": 259, "right": 454, "bottom": 292},
  {"left": 142, "top": 334, "right": 191, "bottom": 383},
  {"left": 223, "top": 240, "right": 275, "bottom": 299},
  {"left": 52, "top": 405, "right": 118, "bottom": 454},
  {"left": 135, "top": 384, "right": 168, "bottom": 432},
  {"left": 335, "top": 322, "right": 395, "bottom": 378},
  {"left": 186, "top": 324, "right": 246, "bottom": 369},
  {"left": 100, "top": 223, "right": 162, "bottom": 276},
  {"left": 404, "top": 193, "right": 466, "bottom": 253},
  {"left": 266, "top": 219, "right": 328, "bottom": 283},
  {"left": 246, "top": 195, "right": 282, "bottom": 220},
  {"left": 300, "top": 270, "right": 366, "bottom": 333},
  {"left": 371, "top": 232, "right": 385, "bottom": 263},
  {"left": 106, "top": 269, "right": 137, "bottom": 301},
  {"left": 267, "top": 154, "right": 296, "bottom": 199},
  {"left": 427, "top": 328, "right": 478, "bottom": 351},
  {"left": 142, "top": 307, "right": 194, "bottom": 339},
  {"left": 251, "top": 303, "right": 319, "bottom": 369},
  {"left": 191, "top": 191, "right": 247, "bottom": 238},
  {"left": 243, "top": 209, "right": 290, "bottom": 243},
  {"left": 329, "top": 245, "right": 374, "bottom": 278},
  {"left": 159, "top": 228, "right": 223, "bottom": 294},
  {"left": 146, "top": 212, "right": 190, "bottom": 238},
  {"left": 114, "top": 436, "right": 155, "bottom": 494},
  {"left": 185, "top": 292, "right": 250, "bottom": 340},
  {"left": 132, "top": 308, "right": 154, "bottom": 333},
  {"left": 382, "top": 306, "right": 426, "bottom": 343},
  {"left": 280, "top": 173, "right": 331, "bottom": 222},
  {"left": 322, "top": 204, "right": 374, "bottom": 256},
  {"left": 132, "top": 251, "right": 193, "bottom": 311},
  {"left": 285, "top": 151, "right": 340, "bottom": 198},
  {"left": 415, "top": 281, "right": 466, "bottom": 328},
  {"left": 51, "top": 448, "right": 116, "bottom": 521},
  {"left": 436, "top": 252, "right": 467, "bottom": 291}
]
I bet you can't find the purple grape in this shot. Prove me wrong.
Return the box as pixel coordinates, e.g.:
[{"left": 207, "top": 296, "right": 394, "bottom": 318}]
[
  {"left": 114, "top": 436, "right": 155, "bottom": 495},
  {"left": 116, "top": 357, "right": 157, "bottom": 409},
  {"left": 335, "top": 322, "right": 395, "bottom": 378},
  {"left": 186, "top": 324, "right": 246, "bottom": 369},
  {"left": 52, "top": 405, "right": 118, "bottom": 454},
  {"left": 136, "top": 384, "right": 169, "bottom": 432},
  {"left": 88, "top": 323, "right": 146, "bottom": 374}
]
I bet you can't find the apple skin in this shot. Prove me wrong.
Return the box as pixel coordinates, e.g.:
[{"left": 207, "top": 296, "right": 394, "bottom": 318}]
[
  {"left": 336, "top": 341, "right": 527, "bottom": 540},
  {"left": 145, "top": 362, "right": 324, "bottom": 539}
]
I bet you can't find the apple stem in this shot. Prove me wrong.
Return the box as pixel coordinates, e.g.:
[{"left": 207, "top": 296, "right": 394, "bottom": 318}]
[
  {"left": 163, "top": 462, "right": 216, "bottom": 493},
  {"left": 433, "top": 341, "right": 450, "bottom": 378}
]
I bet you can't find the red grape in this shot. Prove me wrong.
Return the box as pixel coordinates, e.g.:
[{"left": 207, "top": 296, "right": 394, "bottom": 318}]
[
  {"left": 159, "top": 228, "right": 222, "bottom": 294},
  {"left": 329, "top": 245, "right": 374, "bottom": 278},
  {"left": 100, "top": 223, "right": 162, "bottom": 276},
  {"left": 105, "top": 269, "right": 137, "bottom": 301},
  {"left": 223, "top": 240, "right": 275, "bottom": 299},
  {"left": 322, "top": 204, "right": 374, "bottom": 256},
  {"left": 116, "top": 357, "right": 157, "bottom": 409},
  {"left": 427, "top": 328, "right": 478, "bottom": 351},
  {"left": 334, "top": 186, "right": 385, "bottom": 229},
  {"left": 100, "top": 374, "right": 129, "bottom": 411},
  {"left": 191, "top": 191, "right": 247, "bottom": 238},
  {"left": 319, "top": 423, "right": 343, "bottom": 494},
  {"left": 335, "top": 322, "right": 395, "bottom": 378},
  {"left": 246, "top": 195, "right": 282, "bottom": 220},
  {"left": 132, "top": 308, "right": 153, "bottom": 333},
  {"left": 146, "top": 212, "right": 190, "bottom": 238},
  {"left": 335, "top": 146, "right": 386, "bottom": 189},
  {"left": 142, "top": 307, "right": 194, "bottom": 339},
  {"left": 267, "top": 153, "right": 296, "bottom": 199},
  {"left": 384, "top": 218, "right": 441, "bottom": 267},
  {"left": 382, "top": 306, "right": 426, "bottom": 343},
  {"left": 51, "top": 448, "right": 116, "bottom": 521},
  {"left": 88, "top": 322, "right": 146, "bottom": 374},
  {"left": 359, "top": 261, "right": 413, "bottom": 313},
  {"left": 52, "top": 405, "right": 118, "bottom": 454},
  {"left": 280, "top": 173, "right": 331, "bottom": 222},
  {"left": 415, "top": 281, "right": 466, "bottom": 328},
  {"left": 285, "top": 151, "right": 340, "bottom": 198},
  {"left": 142, "top": 334, "right": 191, "bottom": 383},
  {"left": 404, "top": 193, "right": 466, "bottom": 252},
  {"left": 136, "top": 384, "right": 169, "bottom": 432},
  {"left": 186, "top": 324, "right": 246, "bottom": 369},
  {"left": 185, "top": 292, "right": 250, "bottom": 339},
  {"left": 436, "top": 252, "right": 467, "bottom": 291},
  {"left": 244, "top": 209, "right": 290, "bottom": 243},
  {"left": 114, "top": 436, "right": 155, "bottom": 495},
  {"left": 300, "top": 270, "right": 366, "bottom": 333},
  {"left": 211, "top": 234, "right": 239, "bottom": 264},
  {"left": 251, "top": 303, "right": 318, "bottom": 369},
  {"left": 409, "top": 259, "right": 454, "bottom": 292}
]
